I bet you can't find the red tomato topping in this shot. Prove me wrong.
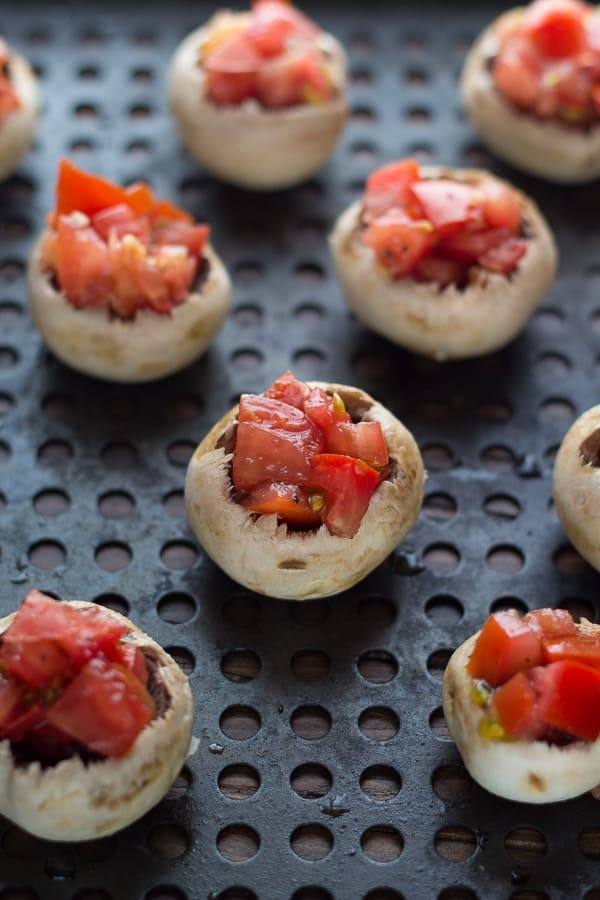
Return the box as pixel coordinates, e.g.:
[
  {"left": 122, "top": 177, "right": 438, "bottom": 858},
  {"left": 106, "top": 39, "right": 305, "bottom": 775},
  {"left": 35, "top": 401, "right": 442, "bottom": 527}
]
[
  {"left": 492, "top": 0, "right": 600, "bottom": 125},
  {"left": 470, "top": 606, "right": 600, "bottom": 744},
  {"left": 0, "top": 591, "right": 155, "bottom": 761},
  {"left": 361, "top": 160, "right": 525, "bottom": 285},
  {"left": 202, "top": 0, "right": 334, "bottom": 108},
  {"left": 467, "top": 610, "right": 543, "bottom": 687},
  {"left": 41, "top": 160, "right": 209, "bottom": 317},
  {"left": 232, "top": 372, "right": 390, "bottom": 537},
  {"left": 0, "top": 38, "right": 22, "bottom": 124}
]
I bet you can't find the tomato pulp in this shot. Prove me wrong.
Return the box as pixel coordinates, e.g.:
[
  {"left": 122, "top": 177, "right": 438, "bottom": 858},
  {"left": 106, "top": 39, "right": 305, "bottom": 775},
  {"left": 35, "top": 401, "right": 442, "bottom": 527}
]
[
  {"left": 39, "top": 159, "right": 209, "bottom": 317},
  {"left": 202, "top": 0, "right": 336, "bottom": 108},
  {"left": 492, "top": 0, "right": 600, "bottom": 125},
  {"left": 360, "top": 159, "right": 526, "bottom": 287},
  {"left": 232, "top": 371, "right": 390, "bottom": 538},
  {"left": 0, "top": 590, "right": 155, "bottom": 762},
  {"left": 468, "top": 607, "right": 600, "bottom": 743}
]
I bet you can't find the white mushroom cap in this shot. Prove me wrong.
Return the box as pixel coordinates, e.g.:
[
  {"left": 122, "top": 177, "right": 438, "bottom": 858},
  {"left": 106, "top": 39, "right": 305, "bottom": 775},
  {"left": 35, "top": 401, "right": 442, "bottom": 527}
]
[
  {"left": 168, "top": 17, "right": 348, "bottom": 190},
  {"left": 553, "top": 404, "right": 600, "bottom": 571},
  {"left": 185, "top": 382, "right": 425, "bottom": 600},
  {"left": 27, "top": 236, "right": 232, "bottom": 382},
  {"left": 0, "top": 48, "right": 40, "bottom": 181},
  {"left": 0, "top": 601, "right": 194, "bottom": 841},
  {"left": 329, "top": 166, "right": 557, "bottom": 361},
  {"left": 461, "top": 9, "right": 600, "bottom": 183},
  {"left": 443, "top": 625, "right": 600, "bottom": 803}
]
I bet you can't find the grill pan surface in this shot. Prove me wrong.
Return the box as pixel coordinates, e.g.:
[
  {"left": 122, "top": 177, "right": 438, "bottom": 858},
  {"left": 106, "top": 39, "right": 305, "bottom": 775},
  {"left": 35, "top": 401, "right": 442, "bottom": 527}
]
[{"left": 1, "top": 2, "right": 600, "bottom": 898}]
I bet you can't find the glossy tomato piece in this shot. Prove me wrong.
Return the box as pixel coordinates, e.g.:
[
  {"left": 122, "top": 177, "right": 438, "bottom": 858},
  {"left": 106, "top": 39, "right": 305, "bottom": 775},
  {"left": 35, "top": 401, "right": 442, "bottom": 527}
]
[
  {"left": 532, "top": 660, "right": 600, "bottom": 741},
  {"left": 233, "top": 395, "right": 325, "bottom": 491},
  {"left": 246, "top": 10, "right": 295, "bottom": 57},
  {"left": 46, "top": 656, "right": 154, "bottom": 758},
  {"left": 240, "top": 481, "right": 323, "bottom": 527},
  {"left": 91, "top": 203, "right": 150, "bottom": 244},
  {"left": 408, "top": 179, "right": 476, "bottom": 237},
  {"left": 55, "top": 158, "right": 130, "bottom": 218},
  {"left": 492, "top": 37, "right": 542, "bottom": 108},
  {"left": 491, "top": 669, "right": 543, "bottom": 739},
  {"left": 264, "top": 370, "right": 310, "bottom": 409},
  {"left": 362, "top": 212, "right": 435, "bottom": 278},
  {"left": 481, "top": 181, "right": 522, "bottom": 232},
  {"left": 523, "top": 0, "right": 588, "bottom": 58},
  {"left": 56, "top": 214, "right": 112, "bottom": 307},
  {"left": 205, "top": 31, "right": 260, "bottom": 104},
  {"left": 0, "top": 677, "right": 24, "bottom": 730},
  {"left": 467, "top": 611, "right": 543, "bottom": 687},
  {"left": 153, "top": 221, "right": 209, "bottom": 257},
  {"left": 108, "top": 643, "right": 149, "bottom": 685},
  {"left": 363, "top": 159, "right": 421, "bottom": 221},
  {"left": 1, "top": 703, "right": 46, "bottom": 743},
  {"left": 522, "top": 607, "right": 577, "bottom": 637},
  {"left": 411, "top": 253, "right": 468, "bottom": 287},
  {"left": 441, "top": 225, "right": 513, "bottom": 264},
  {"left": 303, "top": 386, "right": 350, "bottom": 431},
  {"left": 325, "top": 421, "right": 389, "bottom": 468},
  {"left": 308, "top": 453, "right": 380, "bottom": 538},
  {"left": 251, "top": 0, "right": 319, "bottom": 40},
  {"left": 0, "top": 638, "right": 71, "bottom": 689},
  {"left": 478, "top": 237, "right": 527, "bottom": 273},
  {"left": 542, "top": 634, "right": 600, "bottom": 668},
  {"left": 256, "top": 49, "right": 331, "bottom": 107}
]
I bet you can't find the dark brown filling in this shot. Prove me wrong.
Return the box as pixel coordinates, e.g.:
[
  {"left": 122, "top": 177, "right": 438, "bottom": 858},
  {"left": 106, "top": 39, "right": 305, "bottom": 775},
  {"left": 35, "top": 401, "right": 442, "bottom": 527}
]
[{"left": 580, "top": 428, "right": 600, "bottom": 467}]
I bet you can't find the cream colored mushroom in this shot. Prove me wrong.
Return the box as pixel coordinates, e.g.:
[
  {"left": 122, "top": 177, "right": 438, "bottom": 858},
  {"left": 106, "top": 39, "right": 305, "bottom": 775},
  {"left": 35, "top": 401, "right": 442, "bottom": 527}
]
[
  {"left": 461, "top": 9, "right": 600, "bottom": 183},
  {"left": 443, "top": 623, "right": 600, "bottom": 803},
  {"left": 27, "top": 239, "right": 232, "bottom": 382},
  {"left": 0, "top": 601, "right": 194, "bottom": 841},
  {"left": 553, "top": 404, "right": 600, "bottom": 571},
  {"left": 329, "top": 166, "right": 557, "bottom": 361},
  {"left": 168, "top": 12, "right": 347, "bottom": 190},
  {"left": 0, "top": 46, "right": 39, "bottom": 181},
  {"left": 185, "top": 382, "right": 425, "bottom": 600}
]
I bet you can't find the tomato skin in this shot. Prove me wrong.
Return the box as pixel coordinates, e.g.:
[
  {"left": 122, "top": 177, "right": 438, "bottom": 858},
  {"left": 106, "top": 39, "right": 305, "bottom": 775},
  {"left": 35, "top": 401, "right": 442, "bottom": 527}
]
[
  {"left": 56, "top": 215, "right": 112, "bottom": 308},
  {"left": 363, "top": 160, "right": 421, "bottom": 221},
  {"left": 531, "top": 660, "right": 600, "bottom": 741},
  {"left": 303, "top": 386, "right": 351, "bottom": 431},
  {"left": 542, "top": 634, "right": 600, "bottom": 668},
  {"left": 523, "top": 0, "right": 588, "bottom": 58},
  {"left": 308, "top": 453, "right": 380, "bottom": 538},
  {"left": 233, "top": 419, "right": 323, "bottom": 491},
  {"left": 467, "top": 611, "right": 543, "bottom": 687},
  {"left": 46, "top": 656, "right": 154, "bottom": 758},
  {"left": 362, "top": 213, "right": 436, "bottom": 278},
  {"left": 408, "top": 179, "right": 476, "bottom": 238},
  {"left": 481, "top": 181, "right": 522, "bottom": 232},
  {"left": 523, "top": 607, "right": 577, "bottom": 637},
  {"left": 0, "top": 677, "right": 24, "bottom": 731},
  {"left": 478, "top": 237, "right": 527, "bottom": 273},
  {"left": 325, "top": 421, "right": 389, "bottom": 468},
  {"left": 264, "top": 370, "right": 310, "bottom": 409},
  {"left": 91, "top": 203, "right": 150, "bottom": 244},
  {"left": 240, "top": 481, "right": 323, "bottom": 527},
  {"left": 0, "top": 639, "right": 72, "bottom": 689},
  {"left": 56, "top": 158, "right": 130, "bottom": 218},
  {"left": 491, "top": 670, "right": 544, "bottom": 739},
  {"left": 441, "top": 226, "right": 514, "bottom": 264}
]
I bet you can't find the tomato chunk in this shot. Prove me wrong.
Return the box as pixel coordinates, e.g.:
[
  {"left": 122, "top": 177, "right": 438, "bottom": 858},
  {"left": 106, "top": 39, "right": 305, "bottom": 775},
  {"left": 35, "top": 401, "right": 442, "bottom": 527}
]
[
  {"left": 46, "top": 657, "right": 154, "bottom": 758},
  {"left": 523, "top": 607, "right": 577, "bottom": 637},
  {"left": 491, "top": 670, "right": 543, "bottom": 739},
  {"left": 264, "top": 370, "right": 310, "bottom": 409},
  {"left": 524, "top": 0, "right": 588, "bottom": 58},
  {"left": 363, "top": 160, "right": 421, "bottom": 221},
  {"left": 467, "top": 611, "right": 543, "bottom": 687},
  {"left": 303, "top": 386, "right": 351, "bottom": 431},
  {"left": 56, "top": 158, "right": 130, "bottom": 218},
  {"left": 240, "top": 481, "right": 323, "bottom": 527},
  {"left": 542, "top": 634, "right": 600, "bottom": 668},
  {"left": 362, "top": 213, "right": 435, "bottom": 278},
  {"left": 532, "top": 660, "right": 600, "bottom": 741},
  {"left": 408, "top": 179, "right": 476, "bottom": 238},
  {"left": 325, "top": 421, "right": 389, "bottom": 468},
  {"left": 308, "top": 453, "right": 380, "bottom": 538}
]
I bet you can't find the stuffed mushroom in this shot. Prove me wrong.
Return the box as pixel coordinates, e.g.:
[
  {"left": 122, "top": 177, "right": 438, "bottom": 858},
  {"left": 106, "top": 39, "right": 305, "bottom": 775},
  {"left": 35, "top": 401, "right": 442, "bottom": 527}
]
[
  {"left": 185, "top": 371, "right": 425, "bottom": 600},
  {"left": 0, "top": 37, "right": 39, "bottom": 181},
  {"left": 329, "top": 158, "right": 557, "bottom": 361},
  {"left": 0, "top": 590, "right": 194, "bottom": 841},
  {"left": 168, "top": 0, "right": 347, "bottom": 190},
  {"left": 444, "top": 607, "right": 600, "bottom": 803},
  {"left": 553, "top": 404, "right": 600, "bottom": 571},
  {"left": 27, "top": 158, "right": 231, "bottom": 382},
  {"left": 461, "top": 0, "right": 600, "bottom": 182}
]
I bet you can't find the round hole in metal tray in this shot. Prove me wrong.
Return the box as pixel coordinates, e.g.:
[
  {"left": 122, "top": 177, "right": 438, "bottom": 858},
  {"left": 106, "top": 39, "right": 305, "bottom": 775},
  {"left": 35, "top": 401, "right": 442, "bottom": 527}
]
[
  {"left": 504, "top": 827, "right": 547, "bottom": 863},
  {"left": 490, "top": 596, "right": 528, "bottom": 616},
  {"left": 359, "top": 765, "right": 401, "bottom": 801},
  {"left": 422, "top": 492, "right": 457, "bottom": 521},
  {"left": 164, "top": 766, "right": 193, "bottom": 801},
  {"left": 217, "top": 825, "right": 260, "bottom": 862},
  {"left": 291, "top": 705, "right": 332, "bottom": 740},
  {"left": 216, "top": 889, "right": 257, "bottom": 900},
  {"left": 163, "top": 489, "right": 186, "bottom": 517},
  {"left": 434, "top": 825, "right": 478, "bottom": 861},
  {"left": 483, "top": 493, "right": 521, "bottom": 520},
  {"left": 221, "top": 649, "right": 261, "bottom": 682},
  {"left": 28, "top": 540, "right": 66, "bottom": 570},
  {"left": 291, "top": 649, "right": 331, "bottom": 681},
  {"left": 358, "top": 706, "right": 399, "bottom": 741},
  {"left": 423, "top": 543, "right": 460, "bottom": 575},
  {"left": 160, "top": 541, "right": 198, "bottom": 570},
  {"left": 98, "top": 490, "right": 135, "bottom": 518},
  {"left": 357, "top": 649, "right": 398, "bottom": 684},
  {"left": 290, "top": 824, "right": 333, "bottom": 861},
  {"left": 95, "top": 541, "right": 131, "bottom": 572},
  {"left": 291, "top": 599, "right": 329, "bottom": 627},
  {"left": 559, "top": 596, "right": 596, "bottom": 622},
  {"left": 290, "top": 763, "right": 332, "bottom": 799},
  {"left": 429, "top": 707, "right": 450, "bottom": 740},
  {"left": 486, "top": 544, "right": 524, "bottom": 574},
  {"left": 218, "top": 764, "right": 260, "bottom": 800},
  {"left": 291, "top": 889, "right": 332, "bottom": 900},
  {"left": 144, "top": 886, "right": 188, "bottom": 900},
  {"left": 431, "top": 765, "right": 473, "bottom": 802},
  {"left": 166, "top": 646, "right": 195, "bottom": 675},
  {"left": 157, "top": 592, "right": 196, "bottom": 624},
  {"left": 220, "top": 705, "right": 261, "bottom": 740},
  {"left": 94, "top": 593, "right": 129, "bottom": 615},
  {"left": 578, "top": 826, "right": 600, "bottom": 860},
  {"left": 147, "top": 823, "right": 190, "bottom": 860},
  {"left": 360, "top": 825, "right": 404, "bottom": 862},
  {"left": 33, "top": 488, "right": 71, "bottom": 516},
  {"left": 425, "top": 595, "right": 463, "bottom": 625},
  {"left": 437, "top": 889, "right": 478, "bottom": 900}
]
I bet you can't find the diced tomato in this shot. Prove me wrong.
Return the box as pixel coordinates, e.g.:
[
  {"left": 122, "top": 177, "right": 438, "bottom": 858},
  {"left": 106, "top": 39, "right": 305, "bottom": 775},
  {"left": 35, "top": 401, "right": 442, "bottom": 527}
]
[
  {"left": 325, "top": 421, "right": 389, "bottom": 468},
  {"left": 467, "top": 610, "right": 543, "bottom": 687},
  {"left": 153, "top": 221, "right": 209, "bottom": 256},
  {"left": 264, "top": 370, "right": 310, "bottom": 409},
  {"left": 363, "top": 212, "right": 435, "bottom": 278},
  {"left": 246, "top": 11, "right": 295, "bottom": 57},
  {"left": 1, "top": 704, "right": 46, "bottom": 743},
  {"left": 408, "top": 179, "right": 476, "bottom": 238},
  {"left": 240, "top": 481, "right": 323, "bottom": 527},
  {"left": 303, "top": 386, "right": 351, "bottom": 431},
  {"left": 479, "top": 237, "right": 527, "bottom": 273},
  {"left": 363, "top": 160, "right": 421, "bottom": 222},
  {"left": 481, "top": 181, "right": 522, "bottom": 233},
  {"left": 46, "top": 656, "right": 154, "bottom": 758},
  {"left": 532, "top": 660, "right": 600, "bottom": 741},
  {"left": 0, "top": 677, "right": 23, "bottom": 730},
  {"left": 55, "top": 214, "right": 112, "bottom": 307},
  {"left": 91, "top": 203, "right": 150, "bottom": 243},
  {"left": 523, "top": 0, "right": 588, "bottom": 58},
  {"left": 233, "top": 419, "right": 323, "bottom": 491},
  {"left": 411, "top": 253, "right": 468, "bottom": 287},
  {"left": 123, "top": 182, "right": 155, "bottom": 215},
  {"left": 204, "top": 31, "right": 260, "bottom": 104},
  {"left": 523, "top": 607, "right": 578, "bottom": 637},
  {"left": 441, "top": 226, "right": 514, "bottom": 264},
  {"left": 148, "top": 198, "right": 193, "bottom": 226},
  {"left": 55, "top": 158, "right": 130, "bottom": 218},
  {"left": 256, "top": 49, "right": 331, "bottom": 107},
  {"left": 542, "top": 634, "right": 600, "bottom": 668},
  {"left": 0, "top": 639, "right": 72, "bottom": 689},
  {"left": 491, "top": 670, "right": 543, "bottom": 739},
  {"left": 492, "top": 38, "right": 542, "bottom": 108},
  {"left": 251, "top": 0, "right": 320, "bottom": 40},
  {"left": 107, "top": 642, "right": 149, "bottom": 685},
  {"left": 308, "top": 453, "right": 380, "bottom": 538}
]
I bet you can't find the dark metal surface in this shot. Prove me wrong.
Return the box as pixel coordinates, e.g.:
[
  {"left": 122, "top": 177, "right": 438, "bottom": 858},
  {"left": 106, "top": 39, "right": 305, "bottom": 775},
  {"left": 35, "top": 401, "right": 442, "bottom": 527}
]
[{"left": 1, "top": 1, "right": 600, "bottom": 898}]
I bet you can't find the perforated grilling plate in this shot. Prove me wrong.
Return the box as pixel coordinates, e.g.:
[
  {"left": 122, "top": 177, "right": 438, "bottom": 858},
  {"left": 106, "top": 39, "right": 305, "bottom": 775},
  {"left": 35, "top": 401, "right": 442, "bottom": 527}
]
[{"left": 1, "top": 1, "right": 600, "bottom": 899}]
